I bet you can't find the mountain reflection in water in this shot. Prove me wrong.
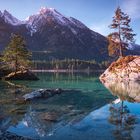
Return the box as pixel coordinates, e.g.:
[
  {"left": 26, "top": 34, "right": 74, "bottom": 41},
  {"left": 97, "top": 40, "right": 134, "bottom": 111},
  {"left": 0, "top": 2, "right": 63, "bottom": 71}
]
[{"left": 0, "top": 73, "right": 140, "bottom": 140}]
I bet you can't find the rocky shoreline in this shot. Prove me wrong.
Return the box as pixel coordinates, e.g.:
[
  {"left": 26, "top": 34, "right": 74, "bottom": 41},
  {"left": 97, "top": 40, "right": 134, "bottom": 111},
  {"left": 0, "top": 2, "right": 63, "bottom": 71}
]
[{"left": 3, "top": 70, "right": 39, "bottom": 81}]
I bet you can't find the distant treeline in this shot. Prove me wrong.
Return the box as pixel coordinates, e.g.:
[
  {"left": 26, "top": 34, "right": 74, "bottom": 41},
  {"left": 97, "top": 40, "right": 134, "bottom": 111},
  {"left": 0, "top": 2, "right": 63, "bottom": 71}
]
[{"left": 32, "top": 59, "right": 110, "bottom": 70}]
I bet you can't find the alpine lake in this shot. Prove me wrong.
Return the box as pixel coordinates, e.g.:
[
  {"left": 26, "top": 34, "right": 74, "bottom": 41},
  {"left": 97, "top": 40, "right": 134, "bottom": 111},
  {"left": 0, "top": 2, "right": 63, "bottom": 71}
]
[{"left": 0, "top": 72, "right": 140, "bottom": 140}]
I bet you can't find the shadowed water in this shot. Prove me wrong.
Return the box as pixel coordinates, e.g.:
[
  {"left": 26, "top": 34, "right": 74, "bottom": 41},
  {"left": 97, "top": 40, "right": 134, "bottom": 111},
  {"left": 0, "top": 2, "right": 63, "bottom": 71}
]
[{"left": 0, "top": 72, "right": 140, "bottom": 140}]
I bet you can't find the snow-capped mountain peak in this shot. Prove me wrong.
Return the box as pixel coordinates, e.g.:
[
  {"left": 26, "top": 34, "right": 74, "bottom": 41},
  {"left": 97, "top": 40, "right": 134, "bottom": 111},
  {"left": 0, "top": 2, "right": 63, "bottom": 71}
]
[
  {"left": 39, "top": 7, "right": 56, "bottom": 14},
  {"left": 26, "top": 7, "right": 63, "bottom": 25},
  {"left": 0, "top": 8, "right": 88, "bottom": 36},
  {"left": 36, "top": 7, "right": 68, "bottom": 24},
  {"left": 0, "top": 10, "right": 24, "bottom": 26},
  {"left": 25, "top": 7, "right": 87, "bottom": 35},
  {"left": 3, "top": 10, "right": 10, "bottom": 15}
]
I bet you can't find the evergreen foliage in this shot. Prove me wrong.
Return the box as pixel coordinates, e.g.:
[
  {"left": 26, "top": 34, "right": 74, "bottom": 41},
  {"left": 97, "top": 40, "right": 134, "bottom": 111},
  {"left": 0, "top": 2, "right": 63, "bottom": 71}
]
[
  {"left": 108, "top": 7, "right": 136, "bottom": 57},
  {"left": 2, "top": 34, "right": 31, "bottom": 72}
]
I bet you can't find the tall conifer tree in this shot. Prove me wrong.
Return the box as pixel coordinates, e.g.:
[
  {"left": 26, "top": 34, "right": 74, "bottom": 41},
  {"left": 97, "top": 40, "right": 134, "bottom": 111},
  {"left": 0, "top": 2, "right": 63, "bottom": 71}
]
[
  {"left": 2, "top": 34, "right": 31, "bottom": 72},
  {"left": 108, "top": 7, "right": 136, "bottom": 57}
]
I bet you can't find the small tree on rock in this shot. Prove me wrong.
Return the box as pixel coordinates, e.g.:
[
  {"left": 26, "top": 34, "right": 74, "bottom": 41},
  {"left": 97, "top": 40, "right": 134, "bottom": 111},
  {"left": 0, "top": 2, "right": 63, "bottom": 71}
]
[
  {"left": 108, "top": 7, "right": 136, "bottom": 57},
  {"left": 2, "top": 34, "right": 31, "bottom": 73}
]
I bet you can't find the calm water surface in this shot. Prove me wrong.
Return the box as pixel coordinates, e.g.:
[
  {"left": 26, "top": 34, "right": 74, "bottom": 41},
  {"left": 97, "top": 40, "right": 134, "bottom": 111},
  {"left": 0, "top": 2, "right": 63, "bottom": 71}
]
[{"left": 0, "top": 72, "right": 140, "bottom": 140}]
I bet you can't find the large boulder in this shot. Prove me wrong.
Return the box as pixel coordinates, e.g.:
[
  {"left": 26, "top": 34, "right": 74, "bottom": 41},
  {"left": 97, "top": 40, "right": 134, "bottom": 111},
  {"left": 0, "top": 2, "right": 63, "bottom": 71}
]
[
  {"left": 4, "top": 70, "right": 39, "bottom": 80},
  {"left": 100, "top": 56, "right": 140, "bottom": 81}
]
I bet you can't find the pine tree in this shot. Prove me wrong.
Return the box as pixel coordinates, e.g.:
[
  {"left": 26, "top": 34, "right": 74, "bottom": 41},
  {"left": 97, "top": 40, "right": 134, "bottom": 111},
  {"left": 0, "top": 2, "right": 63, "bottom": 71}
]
[
  {"left": 2, "top": 34, "right": 31, "bottom": 73},
  {"left": 108, "top": 6, "right": 136, "bottom": 57}
]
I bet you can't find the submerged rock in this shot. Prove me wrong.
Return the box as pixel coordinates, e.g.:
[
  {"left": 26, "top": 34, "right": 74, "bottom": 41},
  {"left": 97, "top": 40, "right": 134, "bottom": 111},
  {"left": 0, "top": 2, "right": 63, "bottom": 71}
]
[
  {"left": 40, "top": 112, "right": 59, "bottom": 122},
  {"left": 23, "top": 88, "right": 63, "bottom": 101},
  {"left": 4, "top": 70, "right": 39, "bottom": 80},
  {"left": 100, "top": 55, "right": 140, "bottom": 81},
  {"left": 0, "top": 131, "right": 32, "bottom": 140}
]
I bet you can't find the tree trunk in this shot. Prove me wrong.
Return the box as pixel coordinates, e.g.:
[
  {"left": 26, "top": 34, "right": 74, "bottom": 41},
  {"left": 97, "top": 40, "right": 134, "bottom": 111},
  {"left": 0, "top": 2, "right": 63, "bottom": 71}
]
[
  {"left": 118, "top": 24, "right": 123, "bottom": 57},
  {"left": 15, "top": 54, "right": 18, "bottom": 74},
  {"left": 119, "top": 44, "right": 123, "bottom": 57}
]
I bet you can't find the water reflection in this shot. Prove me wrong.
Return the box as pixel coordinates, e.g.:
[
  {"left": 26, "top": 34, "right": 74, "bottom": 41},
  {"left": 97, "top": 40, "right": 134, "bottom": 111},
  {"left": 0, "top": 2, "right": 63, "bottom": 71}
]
[
  {"left": 0, "top": 75, "right": 139, "bottom": 140},
  {"left": 109, "top": 101, "right": 136, "bottom": 140},
  {"left": 0, "top": 108, "right": 11, "bottom": 135},
  {"left": 101, "top": 80, "right": 140, "bottom": 102},
  {"left": 0, "top": 81, "right": 31, "bottom": 135},
  {"left": 101, "top": 79, "right": 140, "bottom": 140},
  {"left": 0, "top": 73, "right": 115, "bottom": 139},
  {"left": 21, "top": 105, "right": 86, "bottom": 137}
]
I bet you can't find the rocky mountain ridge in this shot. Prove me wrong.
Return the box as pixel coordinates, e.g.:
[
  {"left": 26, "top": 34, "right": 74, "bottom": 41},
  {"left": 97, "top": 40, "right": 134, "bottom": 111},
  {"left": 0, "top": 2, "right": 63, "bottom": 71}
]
[{"left": 0, "top": 7, "right": 139, "bottom": 61}]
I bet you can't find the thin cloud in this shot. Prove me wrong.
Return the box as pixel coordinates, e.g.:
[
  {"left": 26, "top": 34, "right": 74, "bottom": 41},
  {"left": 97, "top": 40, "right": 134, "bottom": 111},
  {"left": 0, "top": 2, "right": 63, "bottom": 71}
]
[
  {"left": 122, "top": 0, "right": 140, "bottom": 19},
  {"left": 90, "top": 23, "right": 110, "bottom": 36}
]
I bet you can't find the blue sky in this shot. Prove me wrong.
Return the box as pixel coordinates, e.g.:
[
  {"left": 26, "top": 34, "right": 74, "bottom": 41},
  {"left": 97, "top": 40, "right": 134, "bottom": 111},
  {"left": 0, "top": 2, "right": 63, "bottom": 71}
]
[{"left": 0, "top": 0, "right": 140, "bottom": 44}]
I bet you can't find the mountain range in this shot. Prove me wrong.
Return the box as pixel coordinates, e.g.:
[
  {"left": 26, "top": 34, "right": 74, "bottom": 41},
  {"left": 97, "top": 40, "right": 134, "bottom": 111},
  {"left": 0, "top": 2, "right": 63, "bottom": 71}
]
[{"left": 0, "top": 7, "right": 139, "bottom": 61}]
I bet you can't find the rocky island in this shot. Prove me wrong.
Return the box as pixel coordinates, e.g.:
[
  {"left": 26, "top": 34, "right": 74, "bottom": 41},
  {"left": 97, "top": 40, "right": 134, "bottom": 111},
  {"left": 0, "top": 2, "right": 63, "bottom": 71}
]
[{"left": 0, "top": 34, "right": 39, "bottom": 81}]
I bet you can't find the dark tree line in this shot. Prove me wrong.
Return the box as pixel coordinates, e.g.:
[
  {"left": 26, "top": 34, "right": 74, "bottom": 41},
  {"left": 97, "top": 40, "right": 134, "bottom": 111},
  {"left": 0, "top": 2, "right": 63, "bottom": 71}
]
[{"left": 32, "top": 59, "right": 110, "bottom": 70}]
